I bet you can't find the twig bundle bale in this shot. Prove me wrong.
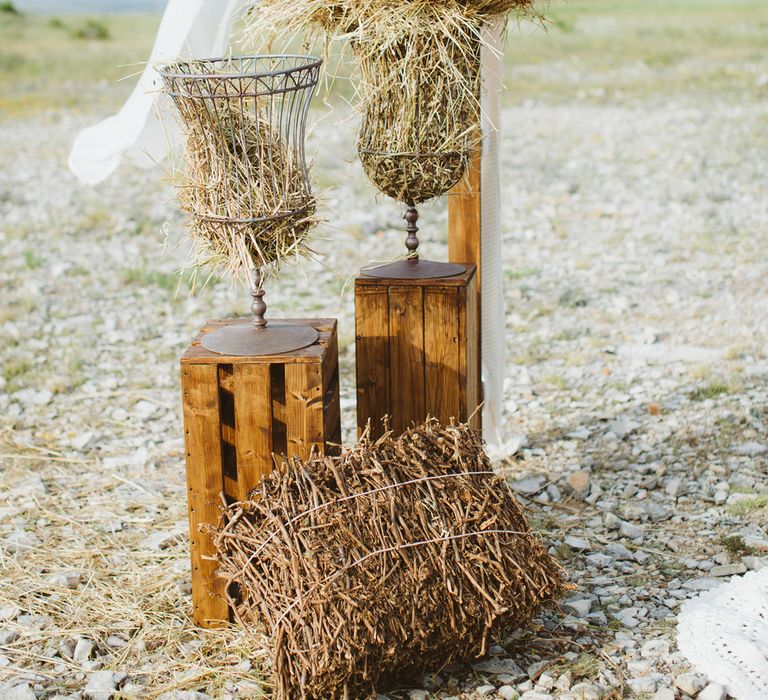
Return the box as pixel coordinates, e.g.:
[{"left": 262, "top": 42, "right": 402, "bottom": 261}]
[
  {"left": 159, "top": 56, "right": 320, "bottom": 283},
  {"left": 213, "top": 418, "right": 566, "bottom": 699},
  {"left": 245, "top": 0, "right": 544, "bottom": 204}
]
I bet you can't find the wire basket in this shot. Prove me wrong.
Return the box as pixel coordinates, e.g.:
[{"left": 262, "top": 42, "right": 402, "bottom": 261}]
[
  {"left": 160, "top": 55, "right": 323, "bottom": 356},
  {"left": 159, "top": 55, "right": 322, "bottom": 284}
]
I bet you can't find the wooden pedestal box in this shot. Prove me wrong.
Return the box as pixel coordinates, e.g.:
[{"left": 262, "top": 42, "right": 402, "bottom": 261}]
[
  {"left": 180, "top": 318, "right": 341, "bottom": 628},
  {"left": 355, "top": 264, "right": 481, "bottom": 439}
]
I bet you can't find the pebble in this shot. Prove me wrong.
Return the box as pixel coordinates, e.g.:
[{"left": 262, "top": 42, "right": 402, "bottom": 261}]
[
  {"left": 569, "top": 683, "right": 603, "bottom": 700},
  {"left": 732, "top": 441, "right": 766, "bottom": 456},
  {"left": 698, "top": 683, "right": 727, "bottom": 700},
  {"left": 674, "top": 672, "right": 706, "bottom": 696},
  {"left": 562, "top": 597, "right": 592, "bottom": 617},
  {"left": 709, "top": 563, "right": 747, "bottom": 577},
  {"left": 473, "top": 658, "right": 525, "bottom": 678},
  {"left": 564, "top": 536, "right": 591, "bottom": 551},
  {"left": 84, "top": 671, "right": 119, "bottom": 700},
  {"left": 46, "top": 571, "right": 81, "bottom": 589},
  {"left": 640, "top": 639, "right": 670, "bottom": 658},
  {"left": 475, "top": 685, "right": 496, "bottom": 696},
  {"left": 619, "top": 521, "right": 644, "bottom": 541},
  {"left": 498, "top": 686, "right": 519, "bottom": 700},
  {"left": 73, "top": 638, "right": 95, "bottom": 663},
  {"left": 653, "top": 689, "right": 675, "bottom": 700},
  {"left": 4, "top": 684, "right": 36, "bottom": 700},
  {"left": 566, "top": 470, "right": 591, "bottom": 495},
  {"left": 4, "top": 530, "right": 40, "bottom": 554}
]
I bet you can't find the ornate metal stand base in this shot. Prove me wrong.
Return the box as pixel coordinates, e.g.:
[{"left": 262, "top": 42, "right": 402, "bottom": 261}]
[
  {"left": 360, "top": 258, "right": 465, "bottom": 280},
  {"left": 361, "top": 205, "right": 465, "bottom": 280},
  {"left": 200, "top": 321, "right": 319, "bottom": 357}
]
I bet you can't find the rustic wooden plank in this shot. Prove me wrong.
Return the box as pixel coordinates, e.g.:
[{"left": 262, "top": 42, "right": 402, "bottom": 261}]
[
  {"left": 448, "top": 147, "right": 482, "bottom": 288},
  {"left": 181, "top": 364, "right": 229, "bottom": 628},
  {"left": 233, "top": 364, "right": 273, "bottom": 501},
  {"left": 388, "top": 285, "right": 426, "bottom": 435},
  {"left": 465, "top": 271, "right": 481, "bottom": 429},
  {"left": 424, "top": 286, "right": 461, "bottom": 425},
  {"left": 285, "top": 362, "right": 325, "bottom": 459},
  {"left": 355, "top": 284, "right": 391, "bottom": 439}
]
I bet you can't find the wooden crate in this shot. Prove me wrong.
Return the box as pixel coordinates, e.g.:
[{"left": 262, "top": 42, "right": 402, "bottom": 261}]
[
  {"left": 180, "top": 318, "right": 341, "bottom": 628},
  {"left": 355, "top": 265, "right": 480, "bottom": 439}
]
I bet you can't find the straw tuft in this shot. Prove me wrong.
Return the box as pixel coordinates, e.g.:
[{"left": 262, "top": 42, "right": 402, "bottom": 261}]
[
  {"left": 245, "top": 0, "right": 544, "bottom": 204},
  {"left": 213, "top": 418, "right": 567, "bottom": 699},
  {"left": 160, "top": 56, "right": 320, "bottom": 284}
]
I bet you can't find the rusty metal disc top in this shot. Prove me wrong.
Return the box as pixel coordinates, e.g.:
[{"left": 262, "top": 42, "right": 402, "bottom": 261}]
[
  {"left": 360, "top": 258, "right": 466, "bottom": 280},
  {"left": 201, "top": 321, "right": 319, "bottom": 357}
]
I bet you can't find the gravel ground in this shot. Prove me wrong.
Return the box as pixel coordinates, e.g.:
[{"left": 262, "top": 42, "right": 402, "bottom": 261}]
[{"left": 1, "top": 79, "right": 767, "bottom": 700}]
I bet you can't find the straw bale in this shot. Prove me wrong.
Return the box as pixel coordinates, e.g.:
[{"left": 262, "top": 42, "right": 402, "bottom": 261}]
[{"left": 213, "top": 418, "right": 566, "bottom": 699}]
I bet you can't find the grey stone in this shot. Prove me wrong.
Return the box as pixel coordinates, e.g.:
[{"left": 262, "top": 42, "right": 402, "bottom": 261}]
[
  {"left": 653, "top": 689, "right": 675, "bottom": 700},
  {"left": 0, "top": 605, "right": 20, "bottom": 622},
  {"left": 603, "top": 512, "right": 621, "bottom": 530},
  {"left": 73, "top": 638, "right": 95, "bottom": 662},
  {"left": 674, "top": 672, "right": 706, "bottom": 696},
  {"left": 510, "top": 476, "right": 546, "bottom": 495},
  {"left": 84, "top": 671, "right": 118, "bottom": 700},
  {"left": 3, "top": 684, "right": 36, "bottom": 700},
  {"left": 564, "top": 536, "right": 591, "bottom": 551},
  {"left": 733, "top": 441, "right": 766, "bottom": 456},
  {"left": 570, "top": 683, "right": 604, "bottom": 700},
  {"left": 5, "top": 530, "right": 40, "bottom": 554},
  {"left": 498, "top": 686, "right": 519, "bottom": 700},
  {"left": 710, "top": 563, "right": 747, "bottom": 577},
  {"left": 476, "top": 685, "right": 496, "bottom": 697},
  {"left": 620, "top": 521, "right": 645, "bottom": 540},
  {"left": 473, "top": 658, "right": 525, "bottom": 679},
  {"left": 605, "top": 543, "right": 634, "bottom": 560},
  {"left": 640, "top": 639, "right": 670, "bottom": 658},
  {"left": 697, "top": 683, "right": 727, "bottom": 700},
  {"left": 665, "top": 478, "right": 685, "bottom": 497},
  {"left": 562, "top": 597, "right": 592, "bottom": 617}
]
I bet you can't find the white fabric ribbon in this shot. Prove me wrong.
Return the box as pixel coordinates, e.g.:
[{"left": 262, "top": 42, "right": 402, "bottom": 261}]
[{"left": 68, "top": 0, "right": 243, "bottom": 185}]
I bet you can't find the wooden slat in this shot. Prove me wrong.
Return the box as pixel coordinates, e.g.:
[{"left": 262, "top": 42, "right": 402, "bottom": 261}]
[
  {"left": 388, "top": 285, "right": 426, "bottom": 435},
  {"left": 448, "top": 147, "right": 482, "bottom": 289},
  {"left": 465, "top": 272, "right": 481, "bottom": 428},
  {"left": 355, "top": 284, "right": 391, "bottom": 439},
  {"left": 424, "top": 287, "right": 461, "bottom": 425},
  {"left": 285, "top": 363, "right": 325, "bottom": 459},
  {"left": 181, "top": 364, "right": 229, "bottom": 628},
  {"left": 323, "top": 365, "right": 341, "bottom": 451},
  {"left": 233, "top": 364, "right": 273, "bottom": 501}
]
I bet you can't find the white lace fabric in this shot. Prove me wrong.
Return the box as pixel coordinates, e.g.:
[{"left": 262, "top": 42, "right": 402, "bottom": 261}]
[{"left": 677, "top": 568, "right": 768, "bottom": 699}]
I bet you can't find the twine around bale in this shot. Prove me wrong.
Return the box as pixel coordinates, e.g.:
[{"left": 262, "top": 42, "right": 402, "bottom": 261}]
[{"left": 213, "top": 418, "right": 567, "bottom": 700}]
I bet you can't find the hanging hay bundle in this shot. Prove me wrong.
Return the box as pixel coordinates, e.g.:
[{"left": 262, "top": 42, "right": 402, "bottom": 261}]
[
  {"left": 159, "top": 55, "right": 321, "bottom": 283},
  {"left": 245, "top": 0, "right": 543, "bottom": 204},
  {"left": 213, "top": 418, "right": 566, "bottom": 699}
]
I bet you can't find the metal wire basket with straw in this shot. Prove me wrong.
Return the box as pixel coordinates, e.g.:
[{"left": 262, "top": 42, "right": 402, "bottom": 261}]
[{"left": 159, "top": 54, "right": 323, "bottom": 355}]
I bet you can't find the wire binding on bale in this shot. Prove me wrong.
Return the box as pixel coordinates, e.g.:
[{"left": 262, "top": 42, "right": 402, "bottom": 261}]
[{"left": 213, "top": 418, "right": 567, "bottom": 700}]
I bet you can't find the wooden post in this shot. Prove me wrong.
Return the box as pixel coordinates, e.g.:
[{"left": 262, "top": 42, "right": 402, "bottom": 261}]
[
  {"left": 355, "top": 266, "right": 480, "bottom": 439},
  {"left": 181, "top": 318, "right": 341, "bottom": 628}
]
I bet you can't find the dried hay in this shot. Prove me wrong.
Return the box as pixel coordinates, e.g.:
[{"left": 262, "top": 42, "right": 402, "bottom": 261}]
[
  {"left": 160, "top": 58, "right": 318, "bottom": 284},
  {"left": 244, "top": 0, "right": 544, "bottom": 203},
  {"left": 213, "top": 418, "right": 567, "bottom": 699}
]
